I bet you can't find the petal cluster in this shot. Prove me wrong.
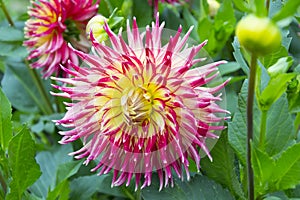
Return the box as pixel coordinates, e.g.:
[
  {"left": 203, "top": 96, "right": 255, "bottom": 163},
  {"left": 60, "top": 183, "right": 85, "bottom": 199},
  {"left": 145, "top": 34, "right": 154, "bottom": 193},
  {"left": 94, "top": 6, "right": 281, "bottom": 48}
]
[
  {"left": 53, "top": 15, "right": 228, "bottom": 190},
  {"left": 24, "top": 0, "right": 99, "bottom": 78}
]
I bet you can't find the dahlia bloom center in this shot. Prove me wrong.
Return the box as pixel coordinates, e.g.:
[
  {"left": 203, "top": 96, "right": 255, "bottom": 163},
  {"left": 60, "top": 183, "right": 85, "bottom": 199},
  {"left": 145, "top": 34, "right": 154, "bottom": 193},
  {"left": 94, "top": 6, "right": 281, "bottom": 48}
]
[{"left": 122, "top": 86, "right": 153, "bottom": 126}]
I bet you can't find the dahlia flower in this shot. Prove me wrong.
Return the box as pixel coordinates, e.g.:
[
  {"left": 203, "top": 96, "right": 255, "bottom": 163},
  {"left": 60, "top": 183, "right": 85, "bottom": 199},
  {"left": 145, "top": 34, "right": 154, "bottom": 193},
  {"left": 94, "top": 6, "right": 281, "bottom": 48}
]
[
  {"left": 24, "top": 0, "right": 99, "bottom": 78},
  {"left": 52, "top": 15, "right": 228, "bottom": 190}
]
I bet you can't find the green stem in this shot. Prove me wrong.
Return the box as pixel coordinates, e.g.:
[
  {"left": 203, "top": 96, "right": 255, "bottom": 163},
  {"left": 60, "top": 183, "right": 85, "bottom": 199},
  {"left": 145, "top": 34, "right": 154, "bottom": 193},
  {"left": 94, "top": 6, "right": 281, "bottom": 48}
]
[
  {"left": 0, "top": 0, "right": 14, "bottom": 27},
  {"left": 136, "top": 185, "right": 142, "bottom": 200},
  {"left": 0, "top": 172, "right": 7, "bottom": 195},
  {"left": 247, "top": 54, "right": 257, "bottom": 200},
  {"left": 121, "top": 186, "right": 136, "bottom": 200},
  {"left": 266, "top": 0, "right": 270, "bottom": 14},
  {"left": 25, "top": 60, "right": 54, "bottom": 115},
  {"left": 259, "top": 110, "right": 268, "bottom": 150}
]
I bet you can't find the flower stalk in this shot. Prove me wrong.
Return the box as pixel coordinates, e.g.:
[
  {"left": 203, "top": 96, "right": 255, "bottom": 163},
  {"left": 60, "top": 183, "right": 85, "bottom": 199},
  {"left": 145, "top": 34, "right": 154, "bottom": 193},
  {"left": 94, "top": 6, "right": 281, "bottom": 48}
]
[
  {"left": 247, "top": 54, "right": 257, "bottom": 200},
  {"left": 25, "top": 60, "right": 54, "bottom": 115},
  {"left": 0, "top": 0, "right": 14, "bottom": 26}
]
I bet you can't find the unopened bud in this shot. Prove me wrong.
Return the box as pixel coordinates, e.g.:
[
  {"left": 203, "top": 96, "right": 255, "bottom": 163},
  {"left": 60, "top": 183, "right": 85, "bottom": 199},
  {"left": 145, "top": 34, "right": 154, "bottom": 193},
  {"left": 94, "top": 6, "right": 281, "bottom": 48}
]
[
  {"left": 208, "top": 0, "right": 220, "bottom": 17},
  {"left": 86, "top": 15, "right": 108, "bottom": 43}
]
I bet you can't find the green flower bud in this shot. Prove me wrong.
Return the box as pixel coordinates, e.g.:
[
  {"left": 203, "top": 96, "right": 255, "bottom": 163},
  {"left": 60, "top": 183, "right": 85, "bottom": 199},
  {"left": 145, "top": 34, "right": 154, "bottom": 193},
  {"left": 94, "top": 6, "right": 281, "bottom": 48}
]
[
  {"left": 86, "top": 15, "right": 108, "bottom": 43},
  {"left": 207, "top": 0, "right": 220, "bottom": 17},
  {"left": 236, "top": 14, "right": 282, "bottom": 56}
]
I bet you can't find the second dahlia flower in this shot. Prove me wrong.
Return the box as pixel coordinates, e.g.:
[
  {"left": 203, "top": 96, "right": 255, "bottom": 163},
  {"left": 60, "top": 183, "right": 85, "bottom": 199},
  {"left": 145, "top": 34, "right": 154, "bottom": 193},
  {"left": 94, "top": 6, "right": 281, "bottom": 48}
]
[
  {"left": 24, "top": 0, "right": 99, "bottom": 78},
  {"left": 53, "top": 15, "right": 228, "bottom": 190}
]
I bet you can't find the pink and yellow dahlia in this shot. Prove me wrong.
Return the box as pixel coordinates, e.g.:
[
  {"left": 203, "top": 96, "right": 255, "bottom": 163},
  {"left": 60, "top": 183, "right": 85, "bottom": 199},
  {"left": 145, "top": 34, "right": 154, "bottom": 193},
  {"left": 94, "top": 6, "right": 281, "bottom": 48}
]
[
  {"left": 52, "top": 15, "right": 228, "bottom": 190},
  {"left": 24, "top": 0, "right": 99, "bottom": 78}
]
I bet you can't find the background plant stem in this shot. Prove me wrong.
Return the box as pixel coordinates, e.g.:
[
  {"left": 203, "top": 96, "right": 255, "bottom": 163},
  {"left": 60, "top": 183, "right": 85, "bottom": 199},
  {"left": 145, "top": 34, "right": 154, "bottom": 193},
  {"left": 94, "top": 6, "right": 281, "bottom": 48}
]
[
  {"left": 0, "top": 0, "right": 14, "bottom": 26},
  {"left": 25, "top": 60, "right": 54, "bottom": 115},
  {"left": 247, "top": 54, "right": 257, "bottom": 200}
]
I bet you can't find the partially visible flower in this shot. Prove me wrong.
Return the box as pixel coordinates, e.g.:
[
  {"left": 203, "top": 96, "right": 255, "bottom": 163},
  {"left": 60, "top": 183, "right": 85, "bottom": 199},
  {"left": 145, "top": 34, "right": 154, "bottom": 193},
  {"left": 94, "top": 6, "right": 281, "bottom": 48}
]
[
  {"left": 207, "top": 0, "right": 220, "bottom": 17},
  {"left": 52, "top": 15, "right": 229, "bottom": 190},
  {"left": 24, "top": 0, "right": 99, "bottom": 78},
  {"left": 86, "top": 15, "right": 108, "bottom": 43}
]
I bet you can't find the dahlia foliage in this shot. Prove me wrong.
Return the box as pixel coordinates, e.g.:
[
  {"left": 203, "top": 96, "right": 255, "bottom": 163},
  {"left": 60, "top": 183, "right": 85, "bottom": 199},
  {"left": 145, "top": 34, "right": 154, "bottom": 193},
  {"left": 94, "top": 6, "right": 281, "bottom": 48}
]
[
  {"left": 24, "top": 0, "right": 99, "bottom": 78},
  {"left": 2, "top": 0, "right": 299, "bottom": 199},
  {"left": 53, "top": 15, "right": 229, "bottom": 190}
]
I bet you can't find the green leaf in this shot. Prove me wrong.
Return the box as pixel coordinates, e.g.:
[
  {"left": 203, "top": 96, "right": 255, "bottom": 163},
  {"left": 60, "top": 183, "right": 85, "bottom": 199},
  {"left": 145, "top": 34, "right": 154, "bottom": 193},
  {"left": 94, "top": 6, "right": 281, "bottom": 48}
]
[
  {"left": 0, "top": 87, "right": 12, "bottom": 151},
  {"left": 70, "top": 174, "right": 127, "bottom": 200},
  {"left": 132, "top": 0, "right": 152, "bottom": 27},
  {"left": 287, "top": 74, "right": 300, "bottom": 113},
  {"left": 214, "top": 0, "right": 236, "bottom": 30},
  {"left": 0, "top": 26, "right": 24, "bottom": 42},
  {"left": 0, "top": 43, "right": 27, "bottom": 58},
  {"left": 232, "top": 0, "right": 251, "bottom": 12},
  {"left": 232, "top": 37, "right": 249, "bottom": 75},
  {"left": 267, "top": 57, "right": 293, "bottom": 77},
  {"left": 6, "top": 127, "right": 41, "bottom": 200},
  {"left": 56, "top": 160, "right": 82, "bottom": 184},
  {"left": 201, "top": 132, "right": 245, "bottom": 199},
  {"left": 47, "top": 180, "right": 70, "bottom": 200},
  {"left": 1, "top": 61, "right": 51, "bottom": 113},
  {"left": 259, "top": 73, "right": 296, "bottom": 111},
  {"left": 182, "top": 7, "right": 199, "bottom": 41},
  {"left": 142, "top": 175, "right": 235, "bottom": 200},
  {"left": 272, "top": 0, "right": 300, "bottom": 24},
  {"left": 272, "top": 143, "right": 300, "bottom": 190},
  {"left": 228, "top": 80, "right": 294, "bottom": 164},
  {"left": 251, "top": 145, "right": 276, "bottom": 196},
  {"left": 29, "top": 144, "right": 73, "bottom": 198},
  {"left": 217, "top": 62, "right": 241, "bottom": 76}
]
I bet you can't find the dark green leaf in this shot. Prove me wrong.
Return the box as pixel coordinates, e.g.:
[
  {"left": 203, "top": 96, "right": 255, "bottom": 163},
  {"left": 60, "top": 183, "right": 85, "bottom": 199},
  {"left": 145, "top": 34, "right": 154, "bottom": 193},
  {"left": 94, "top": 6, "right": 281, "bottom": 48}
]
[
  {"left": 70, "top": 174, "right": 127, "bottom": 200},
  {"left": 7, "top": 127, "right": 41, "bottom": 200},
  {"left": 287, "top": 74, "right": 300, "bottom": 113},
  {"left": 0, "top": 27, "right": 24, "bottom": 42},
  {"left": 132, "top": 0, "right": 152, "bottom": 27},
  {"left": 142, "top": 175, "right": 234, "bottom": 200},
  {"left": 228, "top": 80, "right": 295, "bottom": 164},
  {"left": 217, "top": 62, "right": 241, "bottom": 76},
  {"left": 272, "top": 0, "right": 300, "bottom": 24},
  {"left": 47, "top": 180, "right": 70, "bottom": 200},
  {"left": 232, "top": 0, "right": 251, "bottom": 12},
  {"left": 1, "top": 61, "right": 51, "bottom": 113},
  {"left": 182, "top": 7, "right": 199, "bottom": 41},
  {"left": 56, "top": 160, "right": 82, "bottom": 184},
  {"left": 29, "top": 144, "right": 73, "bottom": 198},
  {"left": 0, "top": 43, "right": 27, "bottom": 58},
  {"left": 272, "top": 143, "right": 300, "bottom": 190},
  {"left": 251, "top": 145, "right": 276, "bottom": 196},
  {"left": 232, "top": 37, "right": 249, "bottom": 75},
  {"left": 201, "top": 132, "right": 245, "bottom": 199},
  {"left": 0, "top": 87, "right": 12, "bottom": 151}
]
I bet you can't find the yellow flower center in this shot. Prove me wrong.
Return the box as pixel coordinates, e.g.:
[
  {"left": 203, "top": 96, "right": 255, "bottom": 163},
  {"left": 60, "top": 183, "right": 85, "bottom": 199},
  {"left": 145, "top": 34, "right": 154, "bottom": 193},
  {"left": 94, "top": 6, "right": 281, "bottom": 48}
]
[{"left": 121, "top": 87, "right": 152, "bottom": 126}]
